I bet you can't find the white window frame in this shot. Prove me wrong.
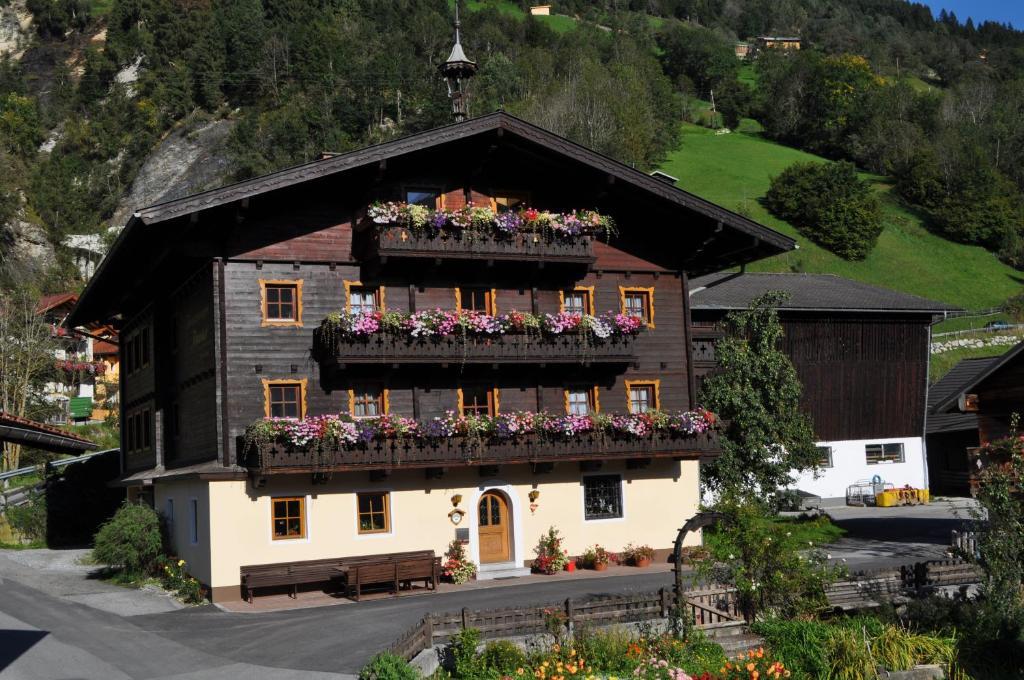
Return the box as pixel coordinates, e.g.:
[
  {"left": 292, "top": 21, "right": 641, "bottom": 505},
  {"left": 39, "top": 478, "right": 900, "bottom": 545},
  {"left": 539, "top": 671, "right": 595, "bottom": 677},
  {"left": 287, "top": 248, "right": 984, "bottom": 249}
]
[{"left": 581, "top": 472, "right": 626, "bottom": 523}]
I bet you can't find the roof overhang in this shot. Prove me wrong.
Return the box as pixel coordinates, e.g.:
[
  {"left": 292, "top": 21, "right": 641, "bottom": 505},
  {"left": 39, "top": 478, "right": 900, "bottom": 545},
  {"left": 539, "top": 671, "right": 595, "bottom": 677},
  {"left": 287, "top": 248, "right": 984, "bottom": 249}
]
[
  {"left": 0, "top": 413, "right": 97, "bottom": 455},
  {"left": 931, "top": 341, "right": 1024, "bottom": 413}
]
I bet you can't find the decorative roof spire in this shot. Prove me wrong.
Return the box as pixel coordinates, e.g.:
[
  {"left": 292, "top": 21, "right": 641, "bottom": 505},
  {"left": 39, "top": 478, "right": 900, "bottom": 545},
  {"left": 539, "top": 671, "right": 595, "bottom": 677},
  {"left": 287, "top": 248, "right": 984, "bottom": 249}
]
[{"left": 440, "top": 0, "right": 477, "bottom": 122}]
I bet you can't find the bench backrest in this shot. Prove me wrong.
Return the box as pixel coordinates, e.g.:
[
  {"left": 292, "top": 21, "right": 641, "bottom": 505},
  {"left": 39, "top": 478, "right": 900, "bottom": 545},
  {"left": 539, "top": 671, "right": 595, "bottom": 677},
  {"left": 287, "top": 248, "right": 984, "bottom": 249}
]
[
  {"left": 397, "top": 557, "right": 437, "bottom": 579},
  {"left": 354, "top": 562, "right": 398, "bottom": 582}
]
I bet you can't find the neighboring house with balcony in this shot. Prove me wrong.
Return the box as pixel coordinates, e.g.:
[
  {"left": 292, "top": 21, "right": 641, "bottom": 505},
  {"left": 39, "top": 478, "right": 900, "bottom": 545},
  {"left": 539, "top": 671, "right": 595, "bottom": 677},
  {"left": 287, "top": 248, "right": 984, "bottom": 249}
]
[
  {"left": 689, "top": 272, "right": 955, "bottom": 503},
  {"left": 67, "top": 110, "right": 795, "bottom": 603}
]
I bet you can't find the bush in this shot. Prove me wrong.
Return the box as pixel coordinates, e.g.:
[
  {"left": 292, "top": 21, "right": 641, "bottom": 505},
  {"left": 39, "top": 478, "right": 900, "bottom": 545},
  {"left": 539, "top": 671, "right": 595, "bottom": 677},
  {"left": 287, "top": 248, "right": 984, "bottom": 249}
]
[
  {"left": 357, "top": 652, "right": 418, "bottom": 680},
  {"left": 479, "top": 640, "right": 527, "bottom": 675},
  {"left": 764, "top": 161, "right": 883, "bottom": 260},
  {"left": 92, "top": 502, "right": 163, "bottom": 579},
  {"left": 5, "top": 489, "right": 47, "bottom": 542},
  {"left": 450, "top": 627, "right": 482, "bottom": 678}
]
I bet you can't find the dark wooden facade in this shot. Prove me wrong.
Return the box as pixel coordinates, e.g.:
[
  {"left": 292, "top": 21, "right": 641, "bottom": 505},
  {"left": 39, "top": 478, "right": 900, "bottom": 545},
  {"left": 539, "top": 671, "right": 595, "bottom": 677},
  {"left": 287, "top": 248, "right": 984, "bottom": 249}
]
[
  {"left": 691, "top": 311, "right": 933, "bottom": 442},
  {"left": 68, "top": 113, "right": 794, "bottom": 477}
]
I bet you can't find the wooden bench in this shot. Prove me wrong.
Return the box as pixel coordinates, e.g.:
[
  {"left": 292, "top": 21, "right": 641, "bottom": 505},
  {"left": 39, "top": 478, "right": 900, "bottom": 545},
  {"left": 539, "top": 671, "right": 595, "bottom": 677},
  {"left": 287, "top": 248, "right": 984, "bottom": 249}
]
[
  {"left": 342, "top": 551, "right": 440, "bottom": 601},
  {"left": 240, "top": 559, "right": 346, "bottom": 603},
  {"left": 240, "top": 550, "right": 439, "bottom": 603}
]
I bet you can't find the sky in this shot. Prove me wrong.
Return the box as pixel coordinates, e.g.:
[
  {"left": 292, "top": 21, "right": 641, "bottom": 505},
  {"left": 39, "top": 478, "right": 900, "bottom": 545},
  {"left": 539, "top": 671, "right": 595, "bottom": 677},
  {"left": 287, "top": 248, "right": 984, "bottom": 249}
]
[{"left": 922, "top": 0, "right": 1024, "bottom": 29}]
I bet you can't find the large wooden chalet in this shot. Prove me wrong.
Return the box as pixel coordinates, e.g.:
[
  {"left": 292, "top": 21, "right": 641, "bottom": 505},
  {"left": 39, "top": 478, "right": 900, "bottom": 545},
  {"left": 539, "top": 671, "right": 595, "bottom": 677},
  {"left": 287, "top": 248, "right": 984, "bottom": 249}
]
[{"left": 67, "top": 111, "right": 794, "bottom": 602}]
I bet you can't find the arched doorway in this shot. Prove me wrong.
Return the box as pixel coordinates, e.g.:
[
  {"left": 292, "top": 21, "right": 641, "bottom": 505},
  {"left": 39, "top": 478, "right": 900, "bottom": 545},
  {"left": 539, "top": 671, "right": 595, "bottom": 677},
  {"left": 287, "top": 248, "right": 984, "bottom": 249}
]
[{"left": 477, "top": 490, "right": 511, "bottom": 564}]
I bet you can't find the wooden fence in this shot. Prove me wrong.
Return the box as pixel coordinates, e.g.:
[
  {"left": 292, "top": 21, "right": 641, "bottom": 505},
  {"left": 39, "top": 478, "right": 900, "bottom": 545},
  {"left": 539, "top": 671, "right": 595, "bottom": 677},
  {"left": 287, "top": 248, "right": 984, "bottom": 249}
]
[{"left": 388, "top": 559, "right": 984, "bottom": 662}]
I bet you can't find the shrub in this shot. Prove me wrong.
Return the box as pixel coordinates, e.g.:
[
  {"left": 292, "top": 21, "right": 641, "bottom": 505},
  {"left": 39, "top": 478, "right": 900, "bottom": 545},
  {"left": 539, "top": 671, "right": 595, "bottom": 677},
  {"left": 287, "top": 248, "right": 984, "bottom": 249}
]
[
  {"left": 5, "top": 489, "right": 47, "bottom": 542},
  {"left": 357, "top": 652, "right": 418, "bottom": 680},
  {"left": 479, "top": 639, "right": 526, "bottom": 675},
  {"left": 92, "top": 502, "right": 163, "bottom": 578},
  {"left": 764, "top": 161, "right": 883, "bottom": 260},
  {"left": 155, "top": 555, "right": 207, "bottom": 604},
  {"left": 450, "top": 627, "right": 482, "bottom": 678}
]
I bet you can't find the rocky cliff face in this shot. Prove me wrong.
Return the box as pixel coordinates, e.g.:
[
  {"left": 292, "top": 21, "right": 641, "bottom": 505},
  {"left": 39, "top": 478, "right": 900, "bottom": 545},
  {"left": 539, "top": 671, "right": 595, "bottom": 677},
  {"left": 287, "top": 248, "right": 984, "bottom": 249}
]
[
  {"left": 0, "top": 0, "right": 31, "bottom": 59},
  {"left": 108, "top": 117, "right": 238, "bottom": 230}
]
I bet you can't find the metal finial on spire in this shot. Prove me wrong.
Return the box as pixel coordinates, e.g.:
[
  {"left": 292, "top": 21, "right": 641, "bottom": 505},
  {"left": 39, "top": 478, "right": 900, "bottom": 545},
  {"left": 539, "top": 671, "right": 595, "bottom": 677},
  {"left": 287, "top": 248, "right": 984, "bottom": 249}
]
[{"left": 440, "top": 0, "right": 477, "bottom": 122}]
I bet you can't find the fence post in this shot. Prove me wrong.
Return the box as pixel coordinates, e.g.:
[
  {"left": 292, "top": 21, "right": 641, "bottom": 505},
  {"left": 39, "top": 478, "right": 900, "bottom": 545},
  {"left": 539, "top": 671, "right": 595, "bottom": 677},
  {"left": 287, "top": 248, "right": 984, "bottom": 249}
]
[
  {"left": 461, "top": 607, "right": 469, "bottom": 630},
  {"left": 915, "top": 562, "right": 927, "bottom": 592},
  {"left": 565, "top": 597, "right": 574, "bottom": 637},
  {"left": 659, "top": 587, "right": 669, "bottom": 619},
  {"left": 424, "top": 615, "right": 434, "bottom": 653}
]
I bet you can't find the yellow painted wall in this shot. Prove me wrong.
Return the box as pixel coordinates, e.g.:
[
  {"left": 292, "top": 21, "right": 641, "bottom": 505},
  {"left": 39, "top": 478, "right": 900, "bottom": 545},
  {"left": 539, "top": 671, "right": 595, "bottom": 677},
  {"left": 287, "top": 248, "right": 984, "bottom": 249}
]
[
  {"left": 196, "top": 459, "right": 700, "bottom": 592},
  {"left": 153, "top": 479, "right": 213, "bottom": 587}
]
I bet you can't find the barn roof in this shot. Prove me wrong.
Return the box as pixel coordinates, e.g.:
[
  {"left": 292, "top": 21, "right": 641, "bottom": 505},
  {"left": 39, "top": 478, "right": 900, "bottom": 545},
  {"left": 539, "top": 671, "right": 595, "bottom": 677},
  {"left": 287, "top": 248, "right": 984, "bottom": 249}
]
[
  {"left": 929, "top": 341, "right": 1024, "bottom": 414},
  {"left": 690, "top": 272, "right": 958, "bottom": 314}
]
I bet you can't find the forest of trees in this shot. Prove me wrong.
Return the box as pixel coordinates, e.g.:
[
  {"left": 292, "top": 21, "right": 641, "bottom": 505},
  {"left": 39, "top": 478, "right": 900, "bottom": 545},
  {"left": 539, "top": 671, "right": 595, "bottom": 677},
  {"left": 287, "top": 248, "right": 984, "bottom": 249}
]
[{"left": 3, "top": 0, "right": 1024, "bottom": 286}]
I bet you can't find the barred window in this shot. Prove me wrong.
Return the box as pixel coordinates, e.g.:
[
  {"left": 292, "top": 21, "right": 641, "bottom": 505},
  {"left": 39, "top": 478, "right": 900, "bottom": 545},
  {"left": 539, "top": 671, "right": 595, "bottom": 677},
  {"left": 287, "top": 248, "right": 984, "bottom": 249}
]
[
  {"left": 866, "top": 443, "right": 904, "bottom": 464},
  {"left": 583, "top": 474, "right": 623, "bottom": 520}
]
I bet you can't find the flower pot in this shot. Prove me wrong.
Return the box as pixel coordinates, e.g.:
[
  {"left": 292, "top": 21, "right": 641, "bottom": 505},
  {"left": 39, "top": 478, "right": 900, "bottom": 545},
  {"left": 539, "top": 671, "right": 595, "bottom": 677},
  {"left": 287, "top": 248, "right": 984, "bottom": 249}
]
[
  {"left": 593, "top": 562, "right": 608, "bottom": 572},
  {"left": 634, "top": 558, "right": 652, "bottom": 568},
  {"left": 565, "top": 561, "right": 575, "bottom": 572}
]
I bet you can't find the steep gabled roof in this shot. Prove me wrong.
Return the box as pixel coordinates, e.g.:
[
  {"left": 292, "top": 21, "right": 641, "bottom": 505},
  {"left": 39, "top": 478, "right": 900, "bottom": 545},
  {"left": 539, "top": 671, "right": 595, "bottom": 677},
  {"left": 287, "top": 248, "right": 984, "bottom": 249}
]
[
  {"left": 69, "top": 112, "right": 795, "bottom": 327},
  {"left": 132, "top": 112, "right": 794, "bottom": 251},
  {"left": 690, "top": 272, "right": 958, "bottom": 314},
  {"left": 35, "top": 292, "right": 79, "bottom": 316},
  {"left": 930, "top": 340, "right": 1024, "bottom": 413}
]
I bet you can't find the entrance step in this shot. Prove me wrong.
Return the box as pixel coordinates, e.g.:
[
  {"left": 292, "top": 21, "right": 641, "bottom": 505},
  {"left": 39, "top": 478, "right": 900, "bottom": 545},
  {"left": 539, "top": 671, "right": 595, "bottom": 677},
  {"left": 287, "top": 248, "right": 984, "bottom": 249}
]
[{"left": 476, "top": 562, "right": 531, "bottom": 580}]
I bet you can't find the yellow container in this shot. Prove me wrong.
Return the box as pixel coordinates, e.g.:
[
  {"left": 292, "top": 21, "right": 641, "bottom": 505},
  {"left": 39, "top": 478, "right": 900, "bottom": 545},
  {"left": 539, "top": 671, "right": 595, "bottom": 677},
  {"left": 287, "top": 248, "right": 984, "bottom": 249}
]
[
  {"left": 876, "top": 488, "right": 930, "bottom": 506},
  {"left": 875, "top": 490, "right": 900, "bottom": 507}
]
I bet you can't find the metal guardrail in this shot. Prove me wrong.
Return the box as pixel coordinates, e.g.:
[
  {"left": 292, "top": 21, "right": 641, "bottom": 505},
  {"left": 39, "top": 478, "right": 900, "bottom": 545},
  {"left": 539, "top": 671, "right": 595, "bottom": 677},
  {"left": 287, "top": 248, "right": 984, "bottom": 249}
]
[
  {"left": 932, "top": 323, "right": 1024, "bottom": 339},
  {"left": 0, "top": 448, "right": 118, "bottom": 483}
]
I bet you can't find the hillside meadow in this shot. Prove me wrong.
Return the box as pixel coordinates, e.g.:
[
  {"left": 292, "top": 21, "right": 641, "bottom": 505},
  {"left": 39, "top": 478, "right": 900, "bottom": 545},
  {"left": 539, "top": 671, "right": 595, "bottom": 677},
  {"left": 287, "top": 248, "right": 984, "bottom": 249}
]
[{"left": 660, "top": 123, "right": 1024, "bottom": 311}]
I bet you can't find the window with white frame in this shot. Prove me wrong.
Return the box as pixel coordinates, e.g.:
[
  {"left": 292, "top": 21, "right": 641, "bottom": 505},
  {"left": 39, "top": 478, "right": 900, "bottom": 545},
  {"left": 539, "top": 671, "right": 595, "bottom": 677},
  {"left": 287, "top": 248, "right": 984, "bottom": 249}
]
[
  {"left": 865, "top": 442, "right": 904, "bottom": 464},
  {"left": 583, "top": 474, "right": 623, "bottom": 520},
  {"left": 816, "top": 446, "right": 833, "bottom": 468}
]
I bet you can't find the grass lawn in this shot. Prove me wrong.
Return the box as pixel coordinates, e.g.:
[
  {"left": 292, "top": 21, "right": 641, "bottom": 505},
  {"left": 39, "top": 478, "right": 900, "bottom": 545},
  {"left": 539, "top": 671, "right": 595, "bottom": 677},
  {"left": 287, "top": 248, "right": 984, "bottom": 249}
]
[
  {"left": 452, "top": 0, "right": 526, "bottom": 18},
  {"left": 934, "top": 312, "right": 1015, "bottom": 333},
  {"left": 738, "top": 63, "right": 758, "bottom": 88},
  {"left": 929, "top": 344, "right": 1016, "bottom": 382},
  {"left": 535, "top": 14, "right": 577, "bottom": 33},
  {"left": 659, "top": 123, "right": 1024, "bottom": 309},
  {"left": 704, "top": 514, "right": 846, "bottom": 556},
  {"left": 0, "top": 540, "right": 47, "bottom": 550}
]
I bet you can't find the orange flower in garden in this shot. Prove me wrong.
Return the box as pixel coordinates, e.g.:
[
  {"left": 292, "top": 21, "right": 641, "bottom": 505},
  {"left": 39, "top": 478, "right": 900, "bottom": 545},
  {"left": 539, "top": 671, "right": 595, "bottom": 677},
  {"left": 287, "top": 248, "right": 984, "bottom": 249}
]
[{"left": 746, "top": 663, "right": 755, "bottom": 672}]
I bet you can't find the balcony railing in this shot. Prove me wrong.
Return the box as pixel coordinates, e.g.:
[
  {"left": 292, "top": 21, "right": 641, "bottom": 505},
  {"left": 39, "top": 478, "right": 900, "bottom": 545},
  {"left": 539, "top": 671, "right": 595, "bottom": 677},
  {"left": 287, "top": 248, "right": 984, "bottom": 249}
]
[
  {"left": 239, "top": 430, "right": 721, "bottom": 474},
  {"left": 364, "top": 225, "right": 596, "bottom": 264},
  {"left": 312, "top": 331, "right": 637, "bottom": 366}
]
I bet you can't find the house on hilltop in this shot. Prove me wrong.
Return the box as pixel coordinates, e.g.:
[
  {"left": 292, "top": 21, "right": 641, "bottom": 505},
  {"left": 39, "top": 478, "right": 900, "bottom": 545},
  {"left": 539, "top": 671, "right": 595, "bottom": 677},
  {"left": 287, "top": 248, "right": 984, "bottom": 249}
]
[{"left": 689, "top": 272, "right": 955, "bottom": 503}]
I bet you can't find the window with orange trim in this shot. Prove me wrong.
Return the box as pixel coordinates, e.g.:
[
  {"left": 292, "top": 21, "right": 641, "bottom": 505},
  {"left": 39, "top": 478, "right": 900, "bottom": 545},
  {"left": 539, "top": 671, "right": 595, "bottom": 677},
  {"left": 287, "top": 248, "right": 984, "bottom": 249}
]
[
  {"left": 566, "top": 387, "right": 599, "bottom": 415},
  {"left": 626, "top": 381, "right": 659, "bottom": 414},
  {"left": 460, "top": 386, "right": 497, "bottom": 416},
  {"left": 268, "top": 382, "right": 303, "bottom": 418},
  {"left": 457, "top": 288, "right": 496, "bottom": 315},
  {"left": 272, "top": 497, "right": 305, "bottom": 540},
  {"left": 622, "top": 289, "right": 653, "bottom": 325},
  {"left": 350, "top": 386, "right": 388, "bottom": 418}
]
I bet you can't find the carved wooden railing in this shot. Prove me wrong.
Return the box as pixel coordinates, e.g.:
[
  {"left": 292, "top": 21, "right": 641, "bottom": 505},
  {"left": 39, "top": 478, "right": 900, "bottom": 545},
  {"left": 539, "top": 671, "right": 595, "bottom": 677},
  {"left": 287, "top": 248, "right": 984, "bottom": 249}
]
[
  {"left": 239, "top": 429, "right": 721, "bottom": 474},
  {"left": 365, "top": 225, "right": 596, "bottom": 264},
  {"left": 311, "top": 330, "right": 637, "bottom": 366}
]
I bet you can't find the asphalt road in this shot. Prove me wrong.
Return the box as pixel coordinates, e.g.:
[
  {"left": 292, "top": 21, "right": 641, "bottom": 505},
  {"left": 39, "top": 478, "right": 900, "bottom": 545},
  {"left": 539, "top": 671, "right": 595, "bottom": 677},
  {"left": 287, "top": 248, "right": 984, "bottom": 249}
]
[{"left": 0, "top": 563, "right": 677, "bottom": 678}]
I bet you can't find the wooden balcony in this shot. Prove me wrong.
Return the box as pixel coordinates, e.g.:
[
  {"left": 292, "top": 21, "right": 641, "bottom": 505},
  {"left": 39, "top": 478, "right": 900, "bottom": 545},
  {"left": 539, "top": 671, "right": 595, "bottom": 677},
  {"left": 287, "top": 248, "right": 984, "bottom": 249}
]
[
  {"left": 239, "top": 430, "right": 721, "bottom": 474},
  {"left": 364, "top": 225, "right": 596, "bottom": 265},
  {"left": 311, "top": 331, "right": 637, "bottom": 367}
]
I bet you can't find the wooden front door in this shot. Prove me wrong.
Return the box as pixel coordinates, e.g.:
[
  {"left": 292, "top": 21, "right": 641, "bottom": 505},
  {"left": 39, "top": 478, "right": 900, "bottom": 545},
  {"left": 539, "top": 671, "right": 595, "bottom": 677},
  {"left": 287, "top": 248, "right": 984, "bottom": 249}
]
[{"left": 478, "top": 491, "right": 511, "bottom": 564}]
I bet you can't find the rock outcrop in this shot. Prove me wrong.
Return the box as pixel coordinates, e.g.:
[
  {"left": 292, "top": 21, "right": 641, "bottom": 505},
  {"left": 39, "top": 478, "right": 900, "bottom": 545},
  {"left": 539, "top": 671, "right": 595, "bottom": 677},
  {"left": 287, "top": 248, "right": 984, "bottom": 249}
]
[{"left": 109, "top": 117, "right": 238, "bottom": 230}]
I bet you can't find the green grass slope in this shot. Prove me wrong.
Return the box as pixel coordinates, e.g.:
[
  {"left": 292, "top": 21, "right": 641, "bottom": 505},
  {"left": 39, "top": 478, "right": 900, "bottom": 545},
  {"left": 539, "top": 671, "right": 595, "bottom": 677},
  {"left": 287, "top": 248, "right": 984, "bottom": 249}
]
[{"left": 659, "top": 124, "right": 1023, "bottom": 309}]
